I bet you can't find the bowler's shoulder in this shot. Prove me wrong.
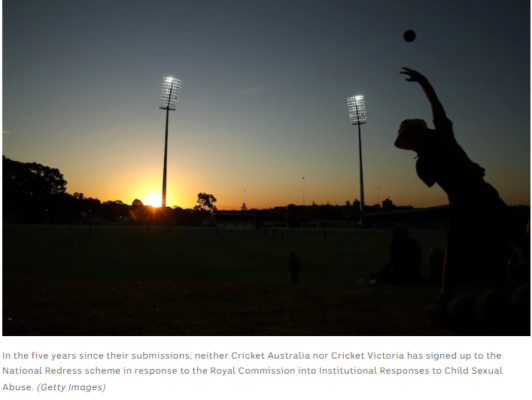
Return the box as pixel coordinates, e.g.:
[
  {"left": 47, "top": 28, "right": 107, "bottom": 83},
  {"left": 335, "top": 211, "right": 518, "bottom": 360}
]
[{"left": 433, "top": 116, "right": 453, "bottom": 132}]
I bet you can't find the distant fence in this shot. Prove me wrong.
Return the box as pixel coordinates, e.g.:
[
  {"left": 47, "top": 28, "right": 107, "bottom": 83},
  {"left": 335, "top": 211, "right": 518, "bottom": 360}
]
[{"left": 216, "top": 222, "right": 255, "bottom": 230}]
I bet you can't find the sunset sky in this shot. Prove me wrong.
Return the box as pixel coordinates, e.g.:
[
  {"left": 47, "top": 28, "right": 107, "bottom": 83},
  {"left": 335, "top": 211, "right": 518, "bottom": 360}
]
[{"left": 2, "top": 0, "right": 530, "bottom": 210}]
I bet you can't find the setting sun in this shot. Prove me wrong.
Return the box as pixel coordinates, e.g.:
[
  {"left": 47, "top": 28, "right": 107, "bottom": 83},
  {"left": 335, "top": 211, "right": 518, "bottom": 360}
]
[{"left": 143, "top": 193, "right": 162, "bottom": 207}]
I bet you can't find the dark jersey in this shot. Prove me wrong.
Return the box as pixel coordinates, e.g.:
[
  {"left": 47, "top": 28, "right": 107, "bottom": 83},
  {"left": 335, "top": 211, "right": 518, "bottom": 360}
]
[{"left": 415, "top": 117, "right": 487, "bottom": 205}]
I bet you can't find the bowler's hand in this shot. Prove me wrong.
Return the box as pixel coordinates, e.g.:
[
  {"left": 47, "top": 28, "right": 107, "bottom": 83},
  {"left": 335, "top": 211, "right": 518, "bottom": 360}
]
[{"left": 400, "top": 67, "right": 425, "bottom": 82}]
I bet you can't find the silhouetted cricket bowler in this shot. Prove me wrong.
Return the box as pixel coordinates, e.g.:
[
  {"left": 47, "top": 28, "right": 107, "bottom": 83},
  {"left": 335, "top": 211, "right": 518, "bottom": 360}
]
[{"left": 395, "top": 67, "right": 515, "bottom": 303}]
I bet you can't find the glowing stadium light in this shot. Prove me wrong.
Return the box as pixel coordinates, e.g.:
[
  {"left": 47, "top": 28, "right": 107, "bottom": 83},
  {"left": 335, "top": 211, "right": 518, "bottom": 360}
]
[
  {"left": 159, "top": 75, "right": 182, "bottom": 208},
  {"left": 347, "top": 94, "right": 367, "bottom": 226},
  {"left": 347, "top": 95, "right": 367, "bottom": 125},
  {"left": 160, "top": 76, "right": 182, "bottom": 111}
]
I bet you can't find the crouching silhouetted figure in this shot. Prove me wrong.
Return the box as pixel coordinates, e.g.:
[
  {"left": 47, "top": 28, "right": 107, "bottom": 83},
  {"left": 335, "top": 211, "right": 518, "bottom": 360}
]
[
  {"left": 371, "top": 225, "right": 421, "bottom": 283},
  {"left": 287, "top": 252, "right": 302, "bottom": 284}
]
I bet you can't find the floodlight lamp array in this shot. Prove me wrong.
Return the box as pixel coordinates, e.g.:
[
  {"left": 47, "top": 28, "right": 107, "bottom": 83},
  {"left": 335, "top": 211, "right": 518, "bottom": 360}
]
[
  {"left": 160, "top": 77, "right": 182, "bottom": 110},
  {"left": 347, "top": 95, "right": 367, "bottom": 125}
]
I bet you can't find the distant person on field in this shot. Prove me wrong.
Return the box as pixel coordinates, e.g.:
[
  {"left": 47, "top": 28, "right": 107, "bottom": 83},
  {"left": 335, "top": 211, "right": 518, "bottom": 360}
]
[
  {"left": 395, "top": 67, "right": 514, "bottom": 301},
  {"left": 287, "top": 252, "right": 302, "bottom": 284},
  {"left": 371, "top": 225, "right": 421, "bottom": 283}
]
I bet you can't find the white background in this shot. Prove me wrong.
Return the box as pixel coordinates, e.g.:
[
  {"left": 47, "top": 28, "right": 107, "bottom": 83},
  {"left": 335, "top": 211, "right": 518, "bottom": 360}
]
[{"left": 1, "top": 336, "right": 531, "bottom": 399}]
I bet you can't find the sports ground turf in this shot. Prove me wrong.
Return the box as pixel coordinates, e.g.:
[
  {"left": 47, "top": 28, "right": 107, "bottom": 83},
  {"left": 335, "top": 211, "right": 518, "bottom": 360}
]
[
  {"left": 4, "top": 226, "right": 526, "bottom": 336},
  {"left": 2, "top": 225, "right": 447, "bottom": 283}
]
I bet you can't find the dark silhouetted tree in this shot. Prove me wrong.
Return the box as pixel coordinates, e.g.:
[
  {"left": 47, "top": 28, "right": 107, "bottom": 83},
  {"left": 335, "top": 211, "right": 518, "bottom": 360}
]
[
  {"left": 3, "top": 156, "right": 67, "bottom": 199},
  {"left": 241, "top": 203, "right": 247, "bottom": 211},
  {"left": 103, "top": 200, "right": 125, "bottom": 206},
  {"left": 194, "top": 193, "right": 217, "bottom": 213},
  {"left": 132, "top": 199, "right": 144, "bottom": 206}
]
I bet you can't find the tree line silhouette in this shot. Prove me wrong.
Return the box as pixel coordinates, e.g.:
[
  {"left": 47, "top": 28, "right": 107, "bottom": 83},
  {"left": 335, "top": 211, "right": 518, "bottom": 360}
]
[{"left": 4, "top": 155, "right": 526, "bottom": 227}]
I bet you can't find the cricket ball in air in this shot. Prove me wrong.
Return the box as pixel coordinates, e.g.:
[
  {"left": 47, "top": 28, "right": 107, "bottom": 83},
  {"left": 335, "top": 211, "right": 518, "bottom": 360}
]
[{"left": 403, "top": 30, "right": 416, "bottom": 42}]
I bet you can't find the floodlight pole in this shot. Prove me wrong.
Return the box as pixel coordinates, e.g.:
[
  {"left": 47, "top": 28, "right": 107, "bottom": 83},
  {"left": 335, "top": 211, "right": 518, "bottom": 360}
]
[
  {"left": 159, "top": 76, "right": 181, "bottom": 208},
  {"left": 357, "top": 121, "right": 365, "bottom": 217},
  {"left": 302, "top": 177, "right": 305, "bottom": 206},
  {"left": 347, "top": 95, "right": 367, "bottom": 227},
  {"left": 162, "top": 101, "right": 171, "bottom": 208}
]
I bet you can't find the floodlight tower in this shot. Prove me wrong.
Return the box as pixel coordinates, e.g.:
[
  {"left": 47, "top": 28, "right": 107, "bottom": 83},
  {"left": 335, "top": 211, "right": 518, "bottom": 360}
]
[
  {"left": 159, "top": 76, "right": 182, "bottom": 208},
  {"left": 347, "top": 95, "right": 367, "bottom": 224},
  {"left": 302, "top": 177, "right": 305, "bottom": 206}
]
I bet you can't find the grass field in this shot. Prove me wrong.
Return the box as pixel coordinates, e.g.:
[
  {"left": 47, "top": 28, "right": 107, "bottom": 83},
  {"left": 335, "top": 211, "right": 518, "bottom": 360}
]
[
  {"left": 4, "top": 279, "right": 456, "bottom": 335},
  {"left": 5, "top": 226, "right": 526, "bottom": 336},
  {"left": 2, "top": 226, "right": 448, "bottom": 283}
]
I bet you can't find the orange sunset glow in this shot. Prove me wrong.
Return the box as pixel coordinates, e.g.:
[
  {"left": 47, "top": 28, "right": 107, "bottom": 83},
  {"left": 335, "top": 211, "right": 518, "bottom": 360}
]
[
  {"left": 143, "top": 192, "right": 163, "bottom": 207},
  {"left": 3, "top": 1, "right": 528, "bottom": 213}
]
